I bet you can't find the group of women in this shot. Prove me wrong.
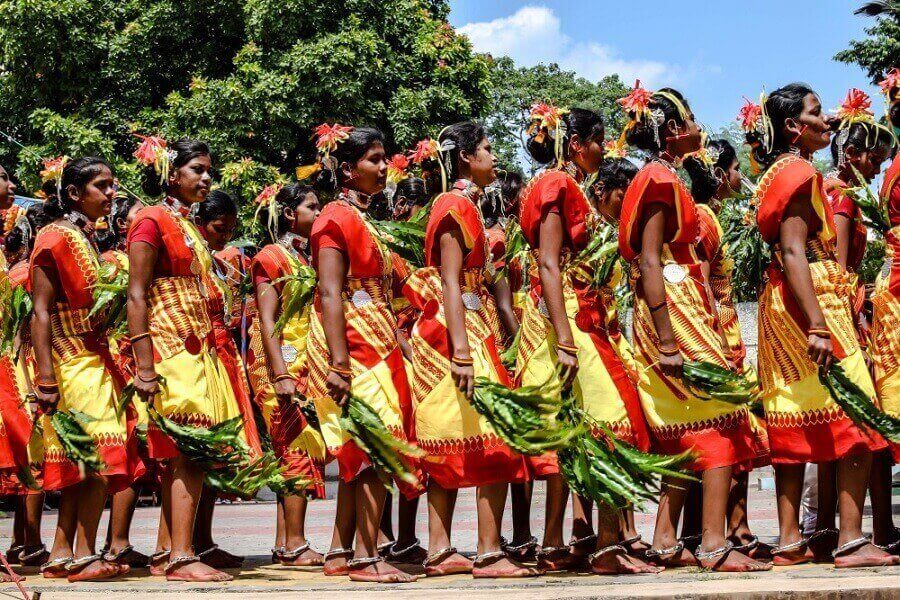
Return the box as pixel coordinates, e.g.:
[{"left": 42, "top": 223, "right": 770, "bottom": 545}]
[{"left": 0, "top": 70, "right": 897, "bottom": 585}]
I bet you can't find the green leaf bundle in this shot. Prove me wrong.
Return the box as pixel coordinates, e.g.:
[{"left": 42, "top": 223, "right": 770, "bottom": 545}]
[
  {"left": 470, "top": 374, "right": 585, "bottom": 455},
  {"left": 722, "top": 203, "right": 770, "bottom": 300},
  {"left": 273, "top": 265, "right": 317, "bottom": 335},
  {"left": 502, "top": 219, "right": 531, "bottom": 279},
  {"left": 0, "top": 284, "right": 33, "bottom": 355},
  {"left": 499, "top": 326, "right": 522, "bottom": 370},
  {"left": 819, "top": 364, "right": 900, "bottom": 443},
  {"left": 89, "top": 261, "right": 128, "bottom": 338},
  {"left": 569, "top": 223, "right": 619, "bottom": 287},
  {"left": 51, "top": 409, "right": 105, "bottom": 474},
  {"left": 848, "top": 165, "right": 890, "bottom": 235},
  {"left": 339, "top": 395, "right": 423, "bottom": 490},
  {"left": 682, "top": 360, "right": 760, "bottom": 405},
  {"left": 371, "top": 219, "right": 426, "bottom": 268}
]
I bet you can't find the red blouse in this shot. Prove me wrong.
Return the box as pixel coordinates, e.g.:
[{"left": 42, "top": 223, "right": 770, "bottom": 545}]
[
  {"left": 310, "top": 201, "right": 386, "bottom": 278},
  {"left": 519, "top": 170, "right": 591, "bottom": 253},
  {"left": 424, "top": 188, "right": 487, "bottom": 269},
  {"left": 756, "top": 156, "right": 834, "bottom": 246},
  {"left": 485, "top": 226, "right": 506, "bottom": 271},
  {"left": 825, "top": 178, "right": 867, "bottom": 272},
  {"left": 880, "top": 154, "right": 900, "bottom": 227},
  {"left": 30, "top": 225, "right": 97, "bottom": 309}
]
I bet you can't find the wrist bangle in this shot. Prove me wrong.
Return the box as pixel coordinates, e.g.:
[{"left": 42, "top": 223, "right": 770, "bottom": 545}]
[
  {"left": 36, "top": 383, "right": 59, "bottom": 393},
  {"left": 556, "top": 342, "right": 579, "bottom": 355},
  {"left": 137, "top": 372, "right": 159, "bottom": 383},
  {"left": 808, "top": 328, "right": 831, "bottom": 339},
  {"left": 330, "top": 365, "right": 353, "bottom": 377},
  {"left": 659, "top": 345, "right": 680, "bottom": 357},
  {"left": 648, "top": 300, "right": 667, "bottom": 313},
  {"left": 129, "top": 332, "right": 152, "bottom": 344},
  {"left": 450, "top": 355, "right": 474, "bottom": 366},
  {"left": 273, "top": 373, "right": 294, "bottom": 383}
]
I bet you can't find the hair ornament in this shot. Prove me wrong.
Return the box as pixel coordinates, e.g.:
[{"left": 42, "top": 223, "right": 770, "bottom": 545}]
[
  {"left": 833, "top": 88, "right": 895, "bottom": 167},
  {"left": 527, "top": 102, "right": 570, "bottom": 166},
  {"left": 2, "top": 205, "right": 22, "bottom": 236},
  {"left": 40, "top": 155, "right": 68, "bottom": 185},
  {"left": 408, "top": 138, "right": 440, "bottom": 165},
  {"left": 296, "top": 122, "right": 355, "bottom": 182},
  {"left": 878, "top": 68, "right": 900, "bottom": 98},
  {"left": 737, "top": 97, "right": 762, "bottom": 133},
  {"left": 133, "top": 134, "right": 174, "bottom": 184},
  {"left": 603, "top": 137, "right": 628, "bottom": 159},
  {"left": 253, "top": 183, "right": 284, "bottom": 241},
  {"left": 387, "top": 154, "right": 410, "bottom": 185}
]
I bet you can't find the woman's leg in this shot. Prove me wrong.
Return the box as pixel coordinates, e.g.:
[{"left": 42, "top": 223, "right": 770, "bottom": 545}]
[
  {"left": 67, "top": 474, "right": 122, "bottom": 581},
  {"left": 697, "top": 466, "right": 768, "bottom": 571},
  {"left": 680, "top": 481, "right": 702, "bottom": 550},
  {"left": 423, "top": 480, "right": 470, "bottom": 575},
  {"left": 509, "top": 482, "right": 534, "bottom": 547},
  {"left": 11, "top": 498, "right": 25, "bottom": 556},
  {"left": 869, "top": 449, "right": 898, "bottom": 551},
  {"left": 22, "top": 493, "right": 46, "bottom": 560},
  {"left": 323, "top": 480, "right": 355, "bottom": 575},
  {"left": 833, "top": 451, "right": 898, "bottom": 567},
  {"left": 647, "top": 475, "right": 695, "bottom": 566},
  {"left": 537, "top": 476, "right": 580, "bottom": 571},
  {"left": 472, "top": 482, "right": 536, "bottom": 577},
  {"left": 570, "top": 494, "right": 595, "bottom": 554},
  {"left": 149, "top": 465, "right": 173, "bottom": 575},
  {"left": 389, "top": 494, "right": 426, "bottom": 563},
  {"left": 590, "top": 503, "right": 661, "bottom": 574},
  {"left": 378, "top": 491, "right": 395, "bottom": 550},
  {"left": 772, "top": 463, "right": 810, "bottom": 565},
  {"left": 193, "top": 487, "right": 243, "bottom": 569},
  {"left": 280, "top": 494, "right": 324, "bottom": 566},
  {"left": 726, "top": 471, "right": 771, "bottom": 560},
  {"left": 165, "top": 455, "right": 231, "bottom": 581},
  {"left": 274, "top": 494, "right": 286, "bottom": 555}
]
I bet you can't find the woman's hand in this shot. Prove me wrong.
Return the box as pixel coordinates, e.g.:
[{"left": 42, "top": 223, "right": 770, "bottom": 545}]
[
  {"left": 556, "top": 347, "right": 579, "bottom": 389},
  {"left": 326, "top": 370, "right": 351, "bottom": 407},
  {"left": 807, "top": 333, "right": 834, "bottom": 369},
  {"left": 659, "top": 347, "right": 684, "bottom": 379},
  {"left": 274, "top": 377, "right": 297, "bottom": 406},
  {"left": 34, "top": 388, "right": 59, "bottom": 416},
  {"left": 451, "top": 360, "right": 475, "bottom": 400},
  {"left": 134, "top": 368, "right": 160, "bottom": 403}
]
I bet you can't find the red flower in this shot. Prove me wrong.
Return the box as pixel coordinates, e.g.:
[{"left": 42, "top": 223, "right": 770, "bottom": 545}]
[
  {"left": 879, "top": 68, "right": 900, "bottom": 97},
  {"left": 603, "top": 138, "right": 627, "bottom": 159},
  {"left": 408, "top": 138, "right": 438, "bottom": 164},
  {"left": 39, "top": 156, "right": 68, "bottom": 183},
  {"left": 737, "top": 98, "right": 762, "bottom": 132},
  {"left": 387, "top": 154, "right": 410, "bottom": 184},
  {"left": 313, "top": 123, "right": 354, "bottom": 157},
  {"left": 254, "top": 184, "right": 282, "bottom": 206},
  {"left": 616, "top": 80, "right": 653, "bottom": 117},
  {"left": 836, "top": 88, "right": 874, "bottom": 124},
  {"left": 132, "top": 134, "right": 168, "bottom": 166},
  {"left": 527, "top": 102, "right": 567, "bottom": 143}
]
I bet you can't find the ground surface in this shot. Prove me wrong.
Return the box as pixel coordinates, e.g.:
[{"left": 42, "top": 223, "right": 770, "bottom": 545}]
[{"left": 0, "top": 468, "right": 897, "bottom": 599}]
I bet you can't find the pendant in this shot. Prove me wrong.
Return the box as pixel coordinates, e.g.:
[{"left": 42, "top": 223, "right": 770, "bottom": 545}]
[
  {"left": 662, "top": 263, "right": 687, "bottom": 284},
  {"left": 537, "top": 297, "right": 550, "bottom": 318},
  {"left": 281, "top": 345, "right": 298, "bottom": 364},
  {"left": 881, "top": 255, "right": 893, "bottom": 280},
  {"left": 351, "top": 289, "right": 373, "bottom": 307},
  {"left": 461, "top": 292, "right": 482, "bottom": 311}
]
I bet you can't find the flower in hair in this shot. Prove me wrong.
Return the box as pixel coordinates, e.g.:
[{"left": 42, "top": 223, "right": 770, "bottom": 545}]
[
  {"left": 2, "top": 205, "right": 22, "bottom": 235},
  {"left": 879, "top": 68, "right": 900, "bottom": 97},
  {"left": 254, "top": 183, "right": 282, "bottom": 207},
  {"left": 616, "top": 80, "right": 654, "bottom": 120},
  {"left": 526, "top": 102, "right": 568, "bottom": 143},
  {"left": 313, "top": 123, "right": 354, "bottom": 159},
  {"left": 408, "top": 138, "right": 440, "bottom": 164},
  {"left": 836, "top": 88, "right": 874, "bottom": 125},
  {"left": 737, "top": 98, "right": 762, "bottom": 133},
  {"left": 603, "top": 137, "right": 628, "bottom": 159},
  {"left": 387, "top": 154, "right": 410, "bottom": 185},
  {"left": 39, "top": 155, "right": 68, "bottom": 184},
  {"left": 133, "top": 134, "right": 172, "bottom": 183}
]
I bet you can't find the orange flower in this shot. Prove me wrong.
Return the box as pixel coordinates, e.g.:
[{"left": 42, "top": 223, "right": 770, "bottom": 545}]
[
  {"left": 408, "top": 138, "right": 439, "bottom": 164},
  {"left": 39, "top": 156, "right": 68, "bottom": 183},
  {"left": 836, "top": 88, "right": 874, "bottom": 124},
  {"left": 737, "top": 98, "right": 762, "bottom": 132},
  {"left": 313, "top": 123, "right": 354, "bottom": 158},
  {"left": 617, "top": 80, "right": 653, "bottom": 119},
  {"left": 527, "top": 102, "right": 567, "bottom": 143},
  {"left": 254, "top": 184, "right": 282, "bottom": 207},
  {"left": 2, "top": 205, "right": 21, "bottom": 235},
  {"left": 603, "top": 138, "right": 627, "bottom": 159},
  {"left": 387, "top": 154, "right": 410, "bottom": 184},
  {"left": 132, "top": 134, "right": 168, "bottom": 166},
  {"left": 879, "top": 68, "right": 900, "bottom": 97}
]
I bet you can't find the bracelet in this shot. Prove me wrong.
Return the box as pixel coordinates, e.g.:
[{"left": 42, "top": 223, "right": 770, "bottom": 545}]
[
  {"left": 329, "top": 365, "right": 353, "bottom": 378},
  {"left": 556, "top": 342, "right": 579, "bottom": 355},
  {"left": 36, "top": 382, "right": 59, "bottom": 393},
  {"left": 136, "top": 372, "right": 159, "bottom": 383},
  {"left": 273, "top": 373, "right": 294, "bottom": 383},
  {"left": 659, "top": 345, "right": 680, "bottom": 357},
  {"left": 648, "top": 300, "right": 668, "bottom": 313},
  {"left": 129, "top": 332, "right": 152, "bottom": 344},
  {"left": 450, "top": 355, "right": 474, "bottom": 366},
  {"left": 808, "top": 328, "right": 831, "bottom": 339}
]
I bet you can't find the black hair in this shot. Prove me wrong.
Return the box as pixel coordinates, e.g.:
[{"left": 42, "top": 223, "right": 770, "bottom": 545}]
[
  {"left": 747, "top": 83, "right": 816, "bottom": 168},
  {"left": 830, "top": 121, "right": 896, "bottom": 167},
  {"left": 261, "top": 183, "right": 317, "bottom": 242},
  {"left": 438, "top": 121, "right": 486, "bottom": 182},
  {"left": 624, "top": 88, "right": 691, "bottom": 154},
  {"left": 499, "top": 170, "right": 524, "bottom": 204},
  {"left": 316, "top": 127, "right": 385, "bottom": 193},
  {"left": 3, "top": 203, "right": 45, "bottom": 258},
  {"left": 596, "top": 158, "right": 639, "bottom": 193},
  {"left": 480, "top": 186, "right": 505, "bottom": 229},
  {"left": 141, "top": 139, "right": 211, "bottom": 197},
  {"left": 195, "top": 189, "right": 238, "bottom": 224},
  {"left": 43, "top": 157, "right": 113, "bottom": 221},
  {"left": 684, "top": 139, "right": 738, "bottom": 203},
  {"left": 394, "top": 177, "right": 429, "bottom": 208},
  {"left": 526, "top": 108, "right": 605, "bottom": 165},
  {"left": 95, "top": 195, "right": 142, "bottom": 254}
]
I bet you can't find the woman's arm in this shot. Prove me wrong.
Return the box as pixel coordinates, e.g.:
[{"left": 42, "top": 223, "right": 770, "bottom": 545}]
[
  {"left": 317, "top": 247, "right": 352, "bottom": 405},
  {"left": 126, "top": 242, "right": 160, "bottom": 401},
  {"left": 537, "top": 211, "right": 578, "bottom": 387},
  {"left": 832, "top": 213, "right": 852, "bottom": 270},
  {"left": 30, "top": 267, "right": 59, "bottom": 412},
  {"left": 490, "top": 274, "right": 519, "bottom": 341},
  {"left": 256, "top": 279, "right": 295, "bottom": 404},
  {"left": 638, "top": 204, "right": 682, "bottom": 378},
  {"left": 439, "top": 229, "right": 474, "bottom": 399},
  {"left": 779, "top": 200, "right": 833, "bottom": 368}
]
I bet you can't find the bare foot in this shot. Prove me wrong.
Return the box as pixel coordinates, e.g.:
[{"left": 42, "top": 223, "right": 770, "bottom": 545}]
[
  {"left": 149, "top": 551, "right": 169, "bottom": 576},
  {"left": 807, "top": 530, "right": 839, "bottom": 563},
  {"left": 279, "top": 545, "right": 325, "bottom": 567},
  {"left": 41, "top": 556, "right": 72, "bottom": 579},
  {"left": 591, "top": 547, "right": 663, "bottom": 574},
  {"left": 729, "top": 535, "right": 773, "bottom": 562},
  {"left": 19, "top": 544, "right": 50, "bottom": 567},
  {"left": 5, "top": 545, "right": 23, "bottom": 566},
  {"left": 536, "top": 547, "right": 582, "bottom": 573},
  {"left": 106, "top": 545, "right": 150, "bottom": 569},
  {"left": 424, "top": 549, "right": 472, "bottom": 577},
  {"left": 503, "top": 536, "right": 538, "bottom": 562},
  {"left": 834, "top": 542, "right": 900, "bottom": 568},
  {"left": 348, "top": 558, "right": 418, "bottom": 583},
  {"left": 323, "top": 549, "right": 352, "bottom": 576},
  {"left": 697, "top": 547, "right": 771, "bottom": 572},
  {"left": 198, "top": 545, "right": 244, "bottom": 569},
  {"left": 646, "top": 543, "right": 698, "bottom": 568},
  {"left": 621, "top": 535, "right": 652, "bottom": 558},
  {"left": 472, "top": 555, "right": 540, "bottom": 578},
  {"left": 166, "top": 557, "right": 233, "bottom": 582},
  {"left": 67, "top": 559, "right": 123, "bottom": 582},
  {"left": 388, "top": 541, "right": 429, "bottom": 565}
]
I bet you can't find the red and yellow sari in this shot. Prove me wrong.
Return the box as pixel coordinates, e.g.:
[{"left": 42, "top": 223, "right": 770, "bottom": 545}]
[
  {"left": 620, "top": 162, "right": 758, "bottom": 471},
  {"left": 248, "top": 244, "right": 326, "bottom": 497},
  {"left": 30, "top": 223, "right": 144, "bottom": 491},
  {"left": 404, "top": 181, "right": 528, "bottom": 489},
  {"left": 307, "top": 199, "right": 417, "bottom": 493},
  {"left": 870, "top": 155, "right": 900, "bottom": 459},
  {"left": 756, "top": 155, "right": 885, "bottom": 462},
  {"left": 516, "top": 169, "right": 651, "bottom": 478}
]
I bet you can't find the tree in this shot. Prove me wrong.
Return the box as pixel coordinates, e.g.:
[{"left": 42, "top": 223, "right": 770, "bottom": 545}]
[
  {"left": 483, "top": 57, "right": 629, "bottom": 170},
  {"left": 835, "top": 2, "right": 900, "bottom": 83},
  {"left": 0, "top": 0, "right": 493, "bottom": 204}
]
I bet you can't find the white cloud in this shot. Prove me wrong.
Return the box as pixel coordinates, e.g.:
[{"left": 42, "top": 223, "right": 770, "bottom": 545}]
[{"left": 458, "top": 5, "right": 677, "bottom": 88}]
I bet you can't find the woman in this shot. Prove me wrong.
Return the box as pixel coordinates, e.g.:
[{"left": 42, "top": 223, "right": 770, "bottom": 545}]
[
  {"left": 306, "top": 125, "right": 418, "bottom": 583},
  {"left": 682, "top": 139, "right": 772, "bottom": 559},
  {"left": 617, "top": 84, "right": 766, "bottom": 572},
  {"left": 869, "top": 69, "right": 900, "bottom": 554},
  {"left": 31, "top": 157, "right": 142, "bottom": 581},
  {"left": 250, "top": 183, "right": 326, "bottom": 567},
  {"left": 515, "top": 108, "right": 655, "bottom": 574},
  {"left": 127, "top": 138, "right": 243, "bottom": 582},
  {"left": 750, "top": 83, "right": 895, "bottom": 567},
  {"left": 404, "top": 121, "right": 533, "bottom": 578},
  {"left": 391, "top": 176, "right": 430, "bottom": 222}
]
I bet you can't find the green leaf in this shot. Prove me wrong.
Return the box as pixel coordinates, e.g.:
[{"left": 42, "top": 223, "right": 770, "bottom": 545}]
[
  {"left": 370, "top": 219, "right": 426, "bottom": 268},
  {"left": 681, "top": 360, "right": 760, "bottom": 405},
  {"left": 51, "top": 410, "right": 105, "bottom": 474},
  {"left": 819, "top": 364, "right": 900, "bottom": 443},
  {"left": 273, "top": 265, "right": 317, "bottom": 335}
]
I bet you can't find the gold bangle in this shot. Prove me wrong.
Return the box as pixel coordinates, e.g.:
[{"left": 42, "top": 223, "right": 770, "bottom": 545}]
[
  {"left": 659, "top": 345, "right": 680, "bottom": 357},
  {"left": 450, "top": 355, "right": 474, "bottom": 366},
  {"left": 556, "top": 342, "right": 579, "bottom": 355},
  {"left": 273, "top": 373, "right": 294, "bottom": 383},
  {"left": 808, "top": 328, "right": 831, "bottom": 339},
  {"left": 330, "top": 365, "right": 353, "bottom": 377},
  {"left": 129, "top": 332, "right": 152, "bottom": 344}
]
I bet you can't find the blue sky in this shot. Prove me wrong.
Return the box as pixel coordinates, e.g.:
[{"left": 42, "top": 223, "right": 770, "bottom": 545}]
[{"left": 450, "top": 1, "right": 887, "bottom": 130}]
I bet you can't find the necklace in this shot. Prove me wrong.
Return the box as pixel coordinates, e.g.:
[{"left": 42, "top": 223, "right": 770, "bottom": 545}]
[{"left": 278, "top": 232, "right": 307, "bottom": 260}]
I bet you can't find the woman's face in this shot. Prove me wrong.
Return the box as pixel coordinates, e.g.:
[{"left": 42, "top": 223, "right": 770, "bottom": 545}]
[
  {"left": 289, "top": 192, "right": 321, "bottom": 238},
  {"left": 571, "top": 133, "right": 605, "bottom": 175},
  {"left": 200, "top": 213, "right": 237, "bottom": 252},
  {"left": 790, "top": 93, "right": 832, "bottom": 154},
  {"left": 667, "top": 110, "right": 702, "bottom": 157},
  {"left": 0, "top": 167, "right": 17, "bottom": 210},
  {"left": 598, "top": 186, "right": 627, "bottom": 221},
  {"left": 168, "top": 155, "right": 212, "bottom": 204},
  {"left": 116, "top": 200, "right": 145, "bottom": 236},
  {"left": 345, "top": 143, "right": 388, "bottom": 197},
  {"left": 847, "top": 144, "right": 890, "bottom": 182},
  {"left": 716, "top": 158, "right": 742, "bottom": 199},
  {"left": 70, "top": 165, "right": 115, "bottom": 221},
  {"left": 890, "top": 89, "right": 900, "bottom": 132},
  {"left": 464, "top": 136, "right": 498, "bottom": 189}
]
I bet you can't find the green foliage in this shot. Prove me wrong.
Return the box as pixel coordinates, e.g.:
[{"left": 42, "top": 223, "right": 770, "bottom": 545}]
[
  {"left": 681, "top": 361, "right": 760, "bottom": 405},
  {"left": 859, "top": 238, "right": 887, "bottom": 285},
  {"left": 819, "top": 363, "right": 900, "bottom": 442},
  {"left": 835, "top": 5, "right": 900, "bottom": 83},
  {"left": 51, "top": 409, "right": 105, "bottom": 474}
]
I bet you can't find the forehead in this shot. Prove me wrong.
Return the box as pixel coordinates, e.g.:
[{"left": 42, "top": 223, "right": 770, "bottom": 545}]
[
  {"left": 803, "top": 93, "right": 821, "bottom": 111},
  {"left": 185, "top": 154, "right": 211, "bottom": 167}
]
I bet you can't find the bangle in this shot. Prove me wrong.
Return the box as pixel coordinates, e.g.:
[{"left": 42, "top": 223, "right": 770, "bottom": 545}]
[
  {"left": 330, "top": 365, "right": 353, "bottom": 378},
  {"left": 808, "top": 328, "right": 831, "bottom": 339},
  {"left": 450, "top": 355, "right": 474, "bottom": 366},
  {"left": 273, "top": 373, "right": 294, "bottom": 383},
  {"left": 648, "top": 300, "right": 667, "bottom": 313},
  {"left": 36, "top": 383, "right": 59, "bottom": 393},
  {"left": 659, "top": 345, "right": 680, "bottom": 357},
  {"left": 129, "top": 332, "right": 152, "bottom": 344},
  {"left": 556, "top": 342, "right": 579, "bottom": 355},
  {"left": 137, "top": 372, "right": 159, "bottom": 383}
]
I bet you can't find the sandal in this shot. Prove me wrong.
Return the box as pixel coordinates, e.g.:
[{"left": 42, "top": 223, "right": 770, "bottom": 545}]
[
  {"left": 731, "top": 535, "right": 773, "bottom": 562},
  {"left": 423, "top": 546, "right": 472, "bottom": 577},
  {"left": 771, "top": 538, "right": 810, "bottom": 566},
  {"left": 833, "top": 535, "right": 899, "bottom": 568},
  {"left": 679, "top": 534, "right": 702, "bottom": 555},
  {"left": 645, "top": 541, "right": 697, "bottom": 568},
  {"left": 5, "top": 545, "right": 23, "bottom": 566},
  {"left": 377, "top": 540, "right": 395, "bottom": 558},
  {"left": 148, "top": 550, "right": 170, "bottom": 576},
  {"left": 589, "top": 544, "right": 662, "bottom": 575},
  {"left": 387, "top": 538, "right": 428, "bottom": 564},
  {"left": 19, "top": 544, "right": 50, "bottom": 567},
  {"left": 271, "top": 546, "right": 285, "bottom": 564},
  {"left": 472, "top": 551, "right": 539, "bottom": 579},
  {"left": 41, "top": 556, "right": 72, "bottom": 579},
  {"left": 502, "top": 536, "right": 538, "bottom": 562},
  {"left": 104, "top": 544, "right": 150, "bottom": 569},
  {"left": 323, "top": 548, "right": 353, "bottom": 576},
  {"left": 536, "top": 546, "right": 581, "bottom": 572},
  {"left": 66, "top": 554, "right": 123, "bottom": 582},
  {"left": 165, "top": 554, "right": 233, "bottom": 582},
  {"left": 347, "top": 556, "right": 418, "bottom": 583},
  {"left": 621, "top": 534, "right": 649, "bottom": 558},
  {"left": 197, "top": 543, "right": 244, "bottom": 568},
  {"left": 874, "top": 529, "right": 900, "bottom": 556},
  {"left": 279, "top": 543, "right": 324, "bottom": 567}
]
